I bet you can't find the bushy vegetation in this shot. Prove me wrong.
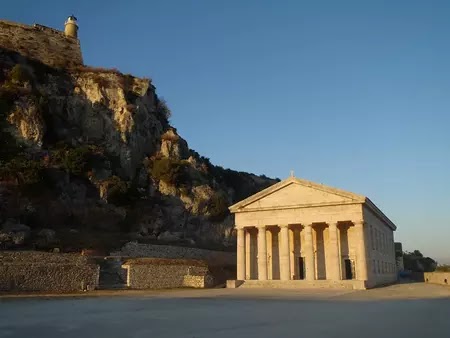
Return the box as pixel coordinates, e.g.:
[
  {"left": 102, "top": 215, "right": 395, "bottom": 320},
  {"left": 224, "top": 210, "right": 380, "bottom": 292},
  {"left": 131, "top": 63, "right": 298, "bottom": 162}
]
[
  {"left": 75, "top": 65, "right": 124, "bottom": 75},
  {"left": 436, "top": 265, "right": 450, "bottom": 272},
  {"left": 151, "top": 157, "right": 189, "bottom": 185},
  {"left": 9, "top": 64, "right": 32, "bottom": 84},
  {"left": 155, "top": 97, "right": 171, "bottom": 120},
  {"left": 403, "top": 250, "right": 437, "bottom": 272},
  {"left": 0, "top": 155, "right": 44, "bottom": 185},
  {"left": 213, "top": 166, "right": 273, "bottom": 203},
  {"left": 103, "top": 175, "right": 141, "bottom": 206},
  {"left": 49, "top": 144, "right": 93, "bottom": 176},
  {"left": 208, "top": 192, "right": 229, "bottom": 222}
]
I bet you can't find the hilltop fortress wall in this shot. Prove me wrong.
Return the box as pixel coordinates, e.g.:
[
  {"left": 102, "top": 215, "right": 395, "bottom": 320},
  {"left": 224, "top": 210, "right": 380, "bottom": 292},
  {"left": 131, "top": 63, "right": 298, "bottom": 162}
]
[{"left": 0, "top": 20, "right": 83, "bottom": 68}]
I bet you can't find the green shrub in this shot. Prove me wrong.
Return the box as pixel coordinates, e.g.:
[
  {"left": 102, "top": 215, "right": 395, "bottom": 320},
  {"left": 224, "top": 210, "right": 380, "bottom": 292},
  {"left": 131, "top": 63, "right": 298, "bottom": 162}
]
[
  {"left": 151, "top": 158, "right": 189, "bottom": 185},
  {"left": 50, "top": 145, "right": 92, "bottom": 176},
  {"left": 208, "top": 192, "right": 229, "bottom": 222},
  {"left": 436, "top": 265, "right": 450, "bottom": 272},
  {"left": 104, "top": 176, "right": 129, "bottom": 204},
  {"left": 101, "top": 175, "right": 137, "bottom": 204},
  {"left": 0, "top": 156, "right": 43, "bottom": 185},
  {"left": 155, "top": 97, "right": 171, "bottom": 120},
  {"left": 9, "top": 64, "right": 32, "bottom": 84}
]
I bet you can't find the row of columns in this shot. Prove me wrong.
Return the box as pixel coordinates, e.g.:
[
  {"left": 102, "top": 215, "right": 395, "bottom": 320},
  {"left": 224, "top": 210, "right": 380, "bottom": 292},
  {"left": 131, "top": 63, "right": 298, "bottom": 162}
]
[{"left": 237, "top": 221, "right": 368, "bottom": 281}]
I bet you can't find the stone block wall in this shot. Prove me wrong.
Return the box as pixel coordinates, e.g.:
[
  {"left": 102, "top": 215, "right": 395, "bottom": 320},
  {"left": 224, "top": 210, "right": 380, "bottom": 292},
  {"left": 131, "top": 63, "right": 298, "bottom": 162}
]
[
  {"left": 424, "top": 272, "right": 450, "bottom": 286},
  {"left": 122, "top": 258, "right": 214, "bottom": 289},
  {"left": 0, "top": 20, "right": 83, "bottom": 68},
  {"left": 0, "top": 251, "right": 99, "bottom": 292},
  {"left": 112, "top": 242, "right": 236, "bottom": 266}
]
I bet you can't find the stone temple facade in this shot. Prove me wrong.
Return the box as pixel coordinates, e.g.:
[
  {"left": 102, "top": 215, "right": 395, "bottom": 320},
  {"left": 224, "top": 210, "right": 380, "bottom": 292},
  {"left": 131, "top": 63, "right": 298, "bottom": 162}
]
[{"left": 228, "top": 176, "right": 397, "bottom": 289}]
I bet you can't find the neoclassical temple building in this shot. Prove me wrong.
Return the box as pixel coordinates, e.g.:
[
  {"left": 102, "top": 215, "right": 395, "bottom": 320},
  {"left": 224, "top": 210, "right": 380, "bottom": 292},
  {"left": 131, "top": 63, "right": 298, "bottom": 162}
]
[{"left": 228, "top": 176, "right": 398, "bottom": 289}]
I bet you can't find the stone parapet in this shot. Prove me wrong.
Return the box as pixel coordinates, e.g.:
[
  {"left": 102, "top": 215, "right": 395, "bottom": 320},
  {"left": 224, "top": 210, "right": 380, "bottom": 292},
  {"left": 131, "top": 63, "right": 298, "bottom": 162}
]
[
  {"left": 424, "top": 272, "right": 450, "bottom": 286},
  {"left": 112, "top": 242, "right": 236, "bottom": 266},
  {"left": 0, "top": 20, "right": 83, "bottom": 68},
  {"left": 0, "top": 251, "right": 91, "bottom": 264}
]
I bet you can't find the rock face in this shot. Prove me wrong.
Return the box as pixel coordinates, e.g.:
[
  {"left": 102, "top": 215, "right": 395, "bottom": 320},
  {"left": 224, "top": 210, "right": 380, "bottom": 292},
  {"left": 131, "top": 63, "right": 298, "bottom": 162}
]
[
  {"left": 5, "top": 67, "right": 165, "bottom": 178},
  {"left": 0, "top": 219, "right": 31, "bottom": 248},
  {"left": 160, "top": 128, "right": 189, "bottom": 160},
  {"left": 0, "top": 47, "right": 278, "bottom": 252},
  {"left": 7, "top": 95, "right": 45, "bottom": 147}
]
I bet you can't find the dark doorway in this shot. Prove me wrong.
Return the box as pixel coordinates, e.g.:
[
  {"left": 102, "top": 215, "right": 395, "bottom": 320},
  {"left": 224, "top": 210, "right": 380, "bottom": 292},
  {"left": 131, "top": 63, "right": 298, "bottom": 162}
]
[
  {"left": 298, "top": 257, "right": 305, "bottom": 280},
  {"left": 344, "top": 259, "right": 353, "bottom": 280}
]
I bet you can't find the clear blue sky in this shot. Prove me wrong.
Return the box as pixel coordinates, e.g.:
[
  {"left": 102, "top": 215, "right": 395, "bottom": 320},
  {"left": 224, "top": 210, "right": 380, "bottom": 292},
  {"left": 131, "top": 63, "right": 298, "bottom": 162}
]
[{"left": 4, "top": 0, "right": 450, "bottom": 262}]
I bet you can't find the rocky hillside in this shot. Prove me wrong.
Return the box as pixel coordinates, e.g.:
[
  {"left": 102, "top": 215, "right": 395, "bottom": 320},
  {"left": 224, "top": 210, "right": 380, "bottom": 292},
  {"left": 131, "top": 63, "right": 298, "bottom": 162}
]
[{"left": 0, "top": 47, "right": 278, "bottom": 252}]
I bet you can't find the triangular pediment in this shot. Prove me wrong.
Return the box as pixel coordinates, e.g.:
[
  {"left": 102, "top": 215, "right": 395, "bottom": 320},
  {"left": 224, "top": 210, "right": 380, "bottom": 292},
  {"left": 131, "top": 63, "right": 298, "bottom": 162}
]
[{"left": 229, "top": 177, "right": 366, "bottom": 211}]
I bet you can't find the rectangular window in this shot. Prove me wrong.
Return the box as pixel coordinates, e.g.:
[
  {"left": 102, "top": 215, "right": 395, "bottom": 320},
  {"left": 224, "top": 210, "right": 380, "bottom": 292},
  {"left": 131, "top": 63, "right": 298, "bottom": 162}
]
[{"left": 372, "top": 259, "right": 376, "bottom": 274}]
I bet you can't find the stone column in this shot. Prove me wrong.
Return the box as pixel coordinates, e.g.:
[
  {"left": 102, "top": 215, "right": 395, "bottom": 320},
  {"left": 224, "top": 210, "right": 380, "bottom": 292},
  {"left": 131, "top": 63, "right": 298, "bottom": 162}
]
[
  {"left": 304, "top": 224, "right": 315, "bottom": 280},
  {"left": 279, "top": 224, "right": 291, "bottom": 280},
  {"left": 237, "top": 228, "right": 246, "bottom": 280},
  {"left": 257, "top": 226, "right": 268, "bottom": 280},
  {"left": 328, "top": 222, "right": 341, "bottom": 280},
  {"left": 245, "top": 229, "right": 251, "bottom": 279},
  {"left": 355, "top": 221, "right": 368, "bottom": 281}
]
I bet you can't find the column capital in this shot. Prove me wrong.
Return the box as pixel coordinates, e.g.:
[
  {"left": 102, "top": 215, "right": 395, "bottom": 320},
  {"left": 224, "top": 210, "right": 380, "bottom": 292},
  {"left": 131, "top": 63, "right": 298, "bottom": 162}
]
[
  {"left": 328, "top": 222, "right": 338, "bottom": 228},
  {"left": 353, "top": 220, "right": 365, "bottom": 227},
  {"left": 257, "top": 225, "right": 267, "bottom": 230},
  {"left": 279, "top": 224, "right": 289, "bottom": 229}
]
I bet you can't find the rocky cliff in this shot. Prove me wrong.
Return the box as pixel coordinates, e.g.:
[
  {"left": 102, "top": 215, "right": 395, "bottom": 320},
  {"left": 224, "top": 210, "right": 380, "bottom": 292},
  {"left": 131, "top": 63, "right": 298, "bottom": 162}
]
[{"left": 0, "top": 47, "right": 278, "bottom": 252}]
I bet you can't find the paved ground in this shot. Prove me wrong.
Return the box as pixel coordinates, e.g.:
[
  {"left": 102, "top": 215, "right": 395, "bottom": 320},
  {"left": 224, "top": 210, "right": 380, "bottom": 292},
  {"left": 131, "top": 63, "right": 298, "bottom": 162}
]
[{"left": 0, "top": 283, "right": 449, "bottom": 338}]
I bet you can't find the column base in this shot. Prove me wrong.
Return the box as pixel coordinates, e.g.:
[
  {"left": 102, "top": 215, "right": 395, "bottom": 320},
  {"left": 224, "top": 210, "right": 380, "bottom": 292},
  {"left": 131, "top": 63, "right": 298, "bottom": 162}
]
[{"left": 226, "top": 280, "right": 245, "bottom": 288}]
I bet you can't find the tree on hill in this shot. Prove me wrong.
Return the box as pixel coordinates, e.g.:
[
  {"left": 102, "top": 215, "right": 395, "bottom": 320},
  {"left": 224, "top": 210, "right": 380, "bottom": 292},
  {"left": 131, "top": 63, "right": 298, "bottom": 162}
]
[{"left": 403, "top": 250, "right": 437, "bottom": 272}]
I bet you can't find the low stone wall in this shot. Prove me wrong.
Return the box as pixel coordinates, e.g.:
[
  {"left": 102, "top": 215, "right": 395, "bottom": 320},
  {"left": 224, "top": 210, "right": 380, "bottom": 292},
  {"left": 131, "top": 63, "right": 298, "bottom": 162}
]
[
  {"left": 0, "top": 251, "right": 99, "bottom": 292},
  {"left": 424, "top": 272, "right": 450, "bottom": 286},
  {"left": 122, "top": 258, "right": 214, "bottom": 289},
  {"left": 112, "top": 242, "right": 236, "bottom": 266}
]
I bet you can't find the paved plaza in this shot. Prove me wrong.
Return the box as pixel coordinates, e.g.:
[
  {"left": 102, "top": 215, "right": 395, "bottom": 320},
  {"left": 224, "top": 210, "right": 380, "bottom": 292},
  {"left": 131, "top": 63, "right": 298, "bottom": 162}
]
[{"left": 0, "top": 283, "right": 449, "bottom": 338}]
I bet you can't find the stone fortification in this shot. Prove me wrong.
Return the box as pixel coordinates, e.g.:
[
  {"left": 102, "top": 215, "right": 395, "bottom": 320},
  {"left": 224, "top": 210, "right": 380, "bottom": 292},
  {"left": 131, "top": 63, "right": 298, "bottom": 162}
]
[
  {"left": 0, "top": 20, "right": 82, "bottom": 68},
  {"left": 424, "top": 272, "right": 450, "bottom": 286},
  {"left": 0, "top": 251, "right": 99, "bottom": 292},
  {"left": 122, "top": 258, "right": 214, "bottom": 289},
  {"left": 112, "top": 242, "right": 236, "bottom": 266}
]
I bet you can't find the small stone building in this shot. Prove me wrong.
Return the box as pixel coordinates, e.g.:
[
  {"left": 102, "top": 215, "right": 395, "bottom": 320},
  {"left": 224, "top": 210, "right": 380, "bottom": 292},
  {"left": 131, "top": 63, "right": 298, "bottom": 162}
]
[
  {"left": 229, "top": 176, "right": 398, "bottom": 289},
  {"left": 122, "top": 258, "right": 214, "bottom": 289}
]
